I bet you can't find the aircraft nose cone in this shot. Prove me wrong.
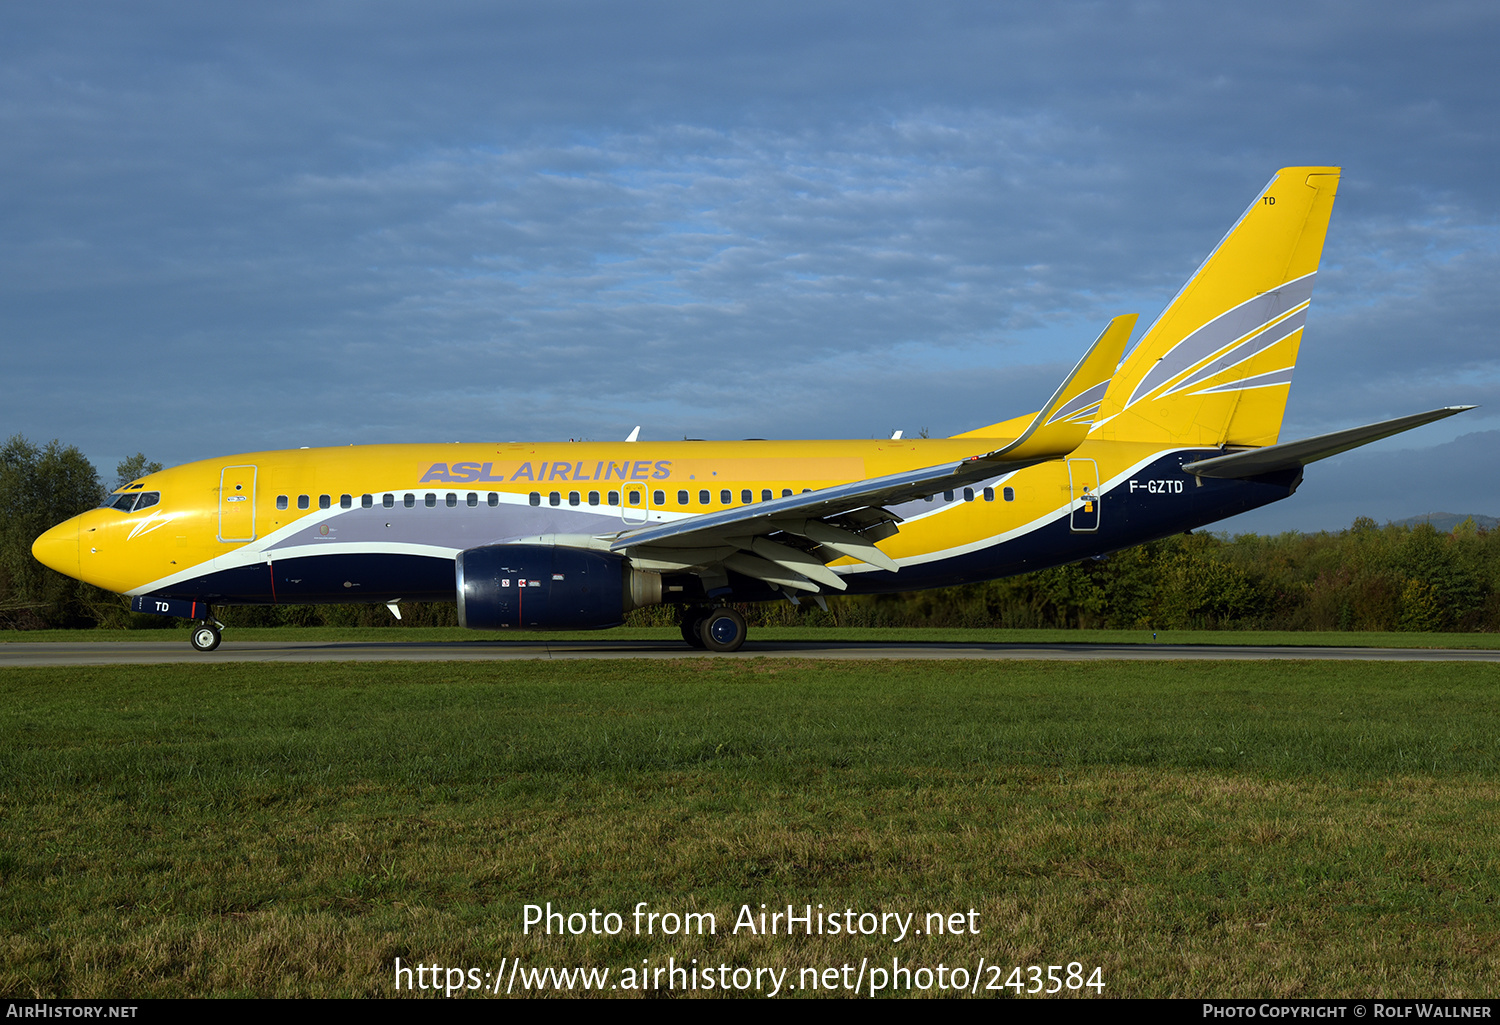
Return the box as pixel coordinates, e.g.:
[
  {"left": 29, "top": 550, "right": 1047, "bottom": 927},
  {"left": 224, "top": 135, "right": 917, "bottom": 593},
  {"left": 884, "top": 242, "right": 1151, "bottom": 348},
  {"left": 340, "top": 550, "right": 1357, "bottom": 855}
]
[{"left": 31, "top": 520, "right": 80, "bottom": 579}]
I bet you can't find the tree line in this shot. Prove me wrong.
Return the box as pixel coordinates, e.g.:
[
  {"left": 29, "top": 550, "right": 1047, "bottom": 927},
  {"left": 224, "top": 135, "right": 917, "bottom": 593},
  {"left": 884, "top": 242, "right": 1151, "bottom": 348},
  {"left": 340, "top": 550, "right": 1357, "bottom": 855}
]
[
  {"left": 0, "top": 436, "right": 161, "bottom": 628},
  {"left": 796, "top": 518, "right": 1499, "bottom": 632},
  {"left": 3, "top": 433, "right": 1496, "bottom": 632}
]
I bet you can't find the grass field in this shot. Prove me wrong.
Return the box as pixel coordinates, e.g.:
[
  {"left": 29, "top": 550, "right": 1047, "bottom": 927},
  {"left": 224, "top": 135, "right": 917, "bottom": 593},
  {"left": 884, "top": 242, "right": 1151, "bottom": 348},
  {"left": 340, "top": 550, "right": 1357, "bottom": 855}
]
[
  {"left": 2, "top": 659, "right": 1497, "bottom": 998},
  {"left": 6, "top": 625, "right": 1500, "bottom": 648}
]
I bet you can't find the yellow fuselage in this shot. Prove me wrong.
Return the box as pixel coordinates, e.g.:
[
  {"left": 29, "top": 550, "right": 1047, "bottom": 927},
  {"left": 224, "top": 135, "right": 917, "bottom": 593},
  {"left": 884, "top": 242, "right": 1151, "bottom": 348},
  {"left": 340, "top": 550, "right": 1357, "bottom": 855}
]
[{"left": 33, "top": 434, "right": 1262, "bottom": 607}]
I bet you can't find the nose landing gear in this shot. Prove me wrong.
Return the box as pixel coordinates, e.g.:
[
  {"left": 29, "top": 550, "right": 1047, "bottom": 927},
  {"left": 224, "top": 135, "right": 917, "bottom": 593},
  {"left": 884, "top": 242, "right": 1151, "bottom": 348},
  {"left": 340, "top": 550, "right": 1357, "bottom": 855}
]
[
  {"left": 126, "top": 595, "right": 226, "bottom": 651},
  {"left": 189, "top": 615, "right": 225, "bottom": 652}
]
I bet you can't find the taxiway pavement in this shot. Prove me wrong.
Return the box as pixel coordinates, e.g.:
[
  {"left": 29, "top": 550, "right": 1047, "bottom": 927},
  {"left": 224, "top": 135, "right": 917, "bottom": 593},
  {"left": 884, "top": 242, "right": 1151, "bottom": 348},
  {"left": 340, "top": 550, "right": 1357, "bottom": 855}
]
[{"left": 3, "top": 640, "right": 1498, "bottom": 667}]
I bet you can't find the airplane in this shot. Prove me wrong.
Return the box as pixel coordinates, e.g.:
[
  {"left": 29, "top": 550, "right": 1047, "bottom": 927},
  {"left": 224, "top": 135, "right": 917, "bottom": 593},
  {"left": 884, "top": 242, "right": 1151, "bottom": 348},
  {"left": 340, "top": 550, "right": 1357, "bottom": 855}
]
[{"left": 31, "top": 166, "right": 1472, "bottom": 653}]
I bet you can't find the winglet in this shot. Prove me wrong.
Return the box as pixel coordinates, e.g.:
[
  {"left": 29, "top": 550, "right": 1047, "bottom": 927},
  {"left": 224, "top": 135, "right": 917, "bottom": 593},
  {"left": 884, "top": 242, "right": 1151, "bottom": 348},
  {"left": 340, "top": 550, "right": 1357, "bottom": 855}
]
[{"left": 979, "top": 314, "right": 1136, "bottom": 463}]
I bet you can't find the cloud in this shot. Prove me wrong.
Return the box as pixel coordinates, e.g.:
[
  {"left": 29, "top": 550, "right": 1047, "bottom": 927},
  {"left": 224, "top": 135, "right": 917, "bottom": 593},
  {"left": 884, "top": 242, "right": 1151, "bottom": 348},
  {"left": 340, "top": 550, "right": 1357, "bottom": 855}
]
[{"left": 1, "top": 1, "right": 1495, "bottom": 527}]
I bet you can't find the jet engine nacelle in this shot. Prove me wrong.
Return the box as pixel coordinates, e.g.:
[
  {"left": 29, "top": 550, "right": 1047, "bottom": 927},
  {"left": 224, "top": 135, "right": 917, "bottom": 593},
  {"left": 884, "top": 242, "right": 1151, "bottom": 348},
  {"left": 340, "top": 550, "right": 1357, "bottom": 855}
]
[{"left": 455, "top": 544, "right": 661, "bottom": 630}]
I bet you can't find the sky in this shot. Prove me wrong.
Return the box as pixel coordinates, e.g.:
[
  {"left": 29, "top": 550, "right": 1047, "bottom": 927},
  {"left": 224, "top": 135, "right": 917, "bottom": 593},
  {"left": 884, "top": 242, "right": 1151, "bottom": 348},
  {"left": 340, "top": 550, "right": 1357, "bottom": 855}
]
[{"left": 3, "top": 1, "right": 1497, "bottom": 533}]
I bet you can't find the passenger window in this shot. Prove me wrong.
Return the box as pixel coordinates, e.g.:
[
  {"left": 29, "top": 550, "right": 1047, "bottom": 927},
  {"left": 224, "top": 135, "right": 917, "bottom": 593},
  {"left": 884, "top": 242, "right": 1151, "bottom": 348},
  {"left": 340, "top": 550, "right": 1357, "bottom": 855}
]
[
  {"left": 802, "top": 489, "right": 811, "bottom": 494},
  {"left": 446, "top": 493, "right": 457, "bottom": 507},
  {"left": 627, "top": 489, "right": 641, "bottom": 505},
  {"left": 466, "top": 493, "right": 478, "bottom": 507},
  {"left": 404, "top": 494, "right": 415, "bottom": 508},
  {"left": 699, "top": 490, "right": 710, "bottom": 505},
  {"left": 608, "top": 491, "right": 620, "bottom": 506},
  {"left": 678, "top": 490, "right": 689, "bottom": 505},
  {"left": 383, "top": 494, "right": 394, "bottom": 509},
  {"left": 588, "top": 491, "right": 600, "bottom": 506},
  {"left": 277, "top": 495, "right": 288, "bottom": 510},
  {"left": 568, "top": 491, "right": 580, "bottom": 506},
  {"left": 425, "top": 493, "right": 436, "bottom": 508},
  {"left": 529, "top": 492, "right": 541, "bottom": 506},
  {"left": 782, "top": 489, "right": 793, "bottom": 498},
  {"left": 298, "top": 495, "right": 310, "bottom": 510},
  {"left": 924, "top": 495, "right": 934, "bottom": 503},
  {"left": 362, "top": 494, "right": 373, "bottom": 509},
  {"left": 1003, "top": 486, "right": 1015, "bottom": 502},
  {"left": 983, "top": 487, "right": 994, "bottom": 502},
  {"left": 317, "top": 495, "right": 329, "bottom": 509},
  {"left": 488, "top": 493, "right": 499, "bottom": 507},
  {"left": 943, "top": 491, "right": 954, "bottom": 503},
  {"left": 741, "top": 489, "right": 752, "bottom": 504},
  {"left": 963, "top": 487, "right": 974, "bottom": 502},
  {"left": 654, "top": 490, "right": 665, "bottom": 505},
  {"left": 721, "top": 489, "right": 731, "bottom": 504},
  {"left": 340, "top": 494, "right": 352, "bottom": 509},
  {"left": 762, "top": 490, "right": 772, "bottom": 502},
  {"left": 549, "top": 492, "right": 561, "bottom": 507}
]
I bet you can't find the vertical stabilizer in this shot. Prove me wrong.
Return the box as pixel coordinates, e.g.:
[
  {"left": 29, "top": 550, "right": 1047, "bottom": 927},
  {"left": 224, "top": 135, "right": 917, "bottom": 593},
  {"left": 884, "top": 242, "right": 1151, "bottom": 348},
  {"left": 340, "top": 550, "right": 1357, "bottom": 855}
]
[{"left": 1091, "top": 167, "right": 1340, "bottom": 447}]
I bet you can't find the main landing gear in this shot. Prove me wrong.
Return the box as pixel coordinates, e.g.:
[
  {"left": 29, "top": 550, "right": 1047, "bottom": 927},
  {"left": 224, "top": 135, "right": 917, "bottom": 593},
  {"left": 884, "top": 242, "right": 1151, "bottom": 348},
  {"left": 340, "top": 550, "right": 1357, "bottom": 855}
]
[
  {"left": 189, "top": 614, "right": 225, "bottom": 652},
  {"left": 678, "top": 605, "right": 748, "bottom": 653}
]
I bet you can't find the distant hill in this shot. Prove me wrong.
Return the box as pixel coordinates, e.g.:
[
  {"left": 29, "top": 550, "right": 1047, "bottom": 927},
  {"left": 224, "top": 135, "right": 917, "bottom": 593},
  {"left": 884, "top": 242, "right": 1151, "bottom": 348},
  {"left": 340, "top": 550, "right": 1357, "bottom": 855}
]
[{"left": 1392, "top": 512, "right": 1499, "bottom": 531}]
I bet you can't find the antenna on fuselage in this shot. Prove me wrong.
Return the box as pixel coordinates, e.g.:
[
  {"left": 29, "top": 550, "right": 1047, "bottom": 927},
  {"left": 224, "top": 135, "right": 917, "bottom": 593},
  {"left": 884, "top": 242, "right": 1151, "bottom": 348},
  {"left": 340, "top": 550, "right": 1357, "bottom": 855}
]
[
  {"left": 625, "top": 426, "right": 641, "bottom": 442},
  {"left": 890, "top": 430, "right": 903, "bottom": 440}
]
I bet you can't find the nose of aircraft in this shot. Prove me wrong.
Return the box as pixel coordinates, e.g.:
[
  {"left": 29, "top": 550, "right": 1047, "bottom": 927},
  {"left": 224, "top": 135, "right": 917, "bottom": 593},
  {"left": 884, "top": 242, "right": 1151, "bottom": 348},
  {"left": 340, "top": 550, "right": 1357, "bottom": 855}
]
[{"left": 31, "top": 519, "right": 80, "bottom": 579}]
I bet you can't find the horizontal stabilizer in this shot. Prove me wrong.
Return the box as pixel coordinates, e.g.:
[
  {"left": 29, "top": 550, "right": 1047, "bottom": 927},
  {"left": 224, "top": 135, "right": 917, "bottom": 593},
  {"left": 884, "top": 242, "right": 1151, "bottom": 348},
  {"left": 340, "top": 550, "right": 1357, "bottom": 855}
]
[{"left": 1181, "top": 406, "right": 1475, "bottom": 479}]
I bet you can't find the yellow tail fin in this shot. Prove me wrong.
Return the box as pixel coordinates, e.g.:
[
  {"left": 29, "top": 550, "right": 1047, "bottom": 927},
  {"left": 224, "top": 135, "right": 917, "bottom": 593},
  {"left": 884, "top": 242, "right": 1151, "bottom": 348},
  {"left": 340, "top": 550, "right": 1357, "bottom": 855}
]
[{"left": 1091, "top": 167, "right": 1341, "bottom": 447}]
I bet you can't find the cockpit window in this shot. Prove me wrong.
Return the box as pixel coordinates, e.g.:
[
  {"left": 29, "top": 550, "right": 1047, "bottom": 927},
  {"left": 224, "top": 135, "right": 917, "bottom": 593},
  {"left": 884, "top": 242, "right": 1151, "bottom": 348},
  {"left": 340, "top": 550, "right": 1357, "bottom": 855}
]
[{"left": 101, "top": 491, "right": 160, "bottom": 512}]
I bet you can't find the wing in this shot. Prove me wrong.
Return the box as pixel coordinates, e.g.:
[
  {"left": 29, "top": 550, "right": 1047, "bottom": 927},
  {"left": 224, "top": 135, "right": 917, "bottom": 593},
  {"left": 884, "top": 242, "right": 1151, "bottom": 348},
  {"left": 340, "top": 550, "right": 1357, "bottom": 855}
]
[{"left": 604, "top": 316, "right": 1135, "bottom": 594}]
